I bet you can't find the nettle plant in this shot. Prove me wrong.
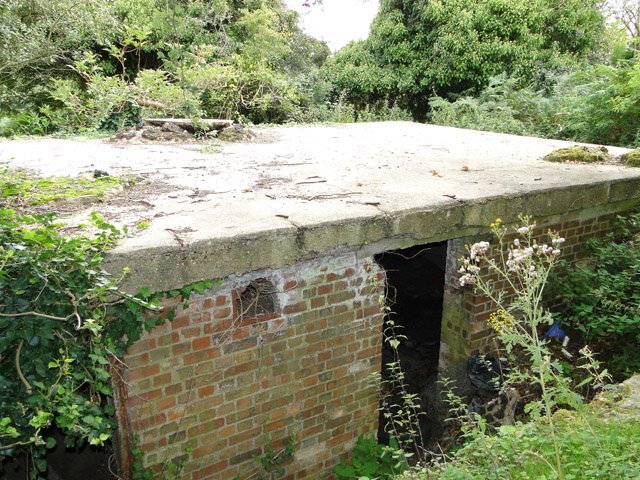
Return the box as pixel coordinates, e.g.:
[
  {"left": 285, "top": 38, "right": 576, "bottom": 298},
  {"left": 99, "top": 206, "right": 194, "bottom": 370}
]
[
  {"left": 457, "top": 215, "right": 610, "bottom": 480},
  {"left": 0, "top": 208, "right": 212, "bottom": 478}
]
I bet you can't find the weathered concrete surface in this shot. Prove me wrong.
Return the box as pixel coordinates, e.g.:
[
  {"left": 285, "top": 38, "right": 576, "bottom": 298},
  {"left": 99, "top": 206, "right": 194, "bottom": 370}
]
[{"left": 1, "top": 122, "right": 639, "bottom": 293}]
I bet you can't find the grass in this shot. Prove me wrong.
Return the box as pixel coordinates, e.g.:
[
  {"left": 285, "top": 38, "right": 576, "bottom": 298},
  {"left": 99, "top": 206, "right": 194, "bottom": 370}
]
[{"left": 396, "top": 395, "right": 640, "bottom": 480}]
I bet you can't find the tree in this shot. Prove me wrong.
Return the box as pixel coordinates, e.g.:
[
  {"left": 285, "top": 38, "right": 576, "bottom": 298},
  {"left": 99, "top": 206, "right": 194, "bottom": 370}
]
[
  {"left": 0, "top": 0, "right": 333, "bottom": 131},
  {"left": 605, "top": 0, "right": 640, "bottom": 39},
  {"left": 324, "top": 0, "right": 607, "bottom": 120},
  {"left": 0, "top": 0, "right": 116, "bottom": 113}
]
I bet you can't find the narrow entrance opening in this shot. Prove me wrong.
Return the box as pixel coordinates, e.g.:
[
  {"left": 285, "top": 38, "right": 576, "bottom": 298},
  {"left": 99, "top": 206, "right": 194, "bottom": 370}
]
[{"left": 374, "top": 241, "right": 448, "bottom": 446}]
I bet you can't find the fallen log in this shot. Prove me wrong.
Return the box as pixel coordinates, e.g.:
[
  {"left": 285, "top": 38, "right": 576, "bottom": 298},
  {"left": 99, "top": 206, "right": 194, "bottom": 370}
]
[{"left": 143, "top": 118, "right": 234, "bottom": 132}]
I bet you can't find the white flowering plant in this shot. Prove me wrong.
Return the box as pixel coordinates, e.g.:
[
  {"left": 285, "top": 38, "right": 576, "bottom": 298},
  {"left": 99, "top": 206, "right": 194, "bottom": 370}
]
[{"left": 458, "top": 215, "right": 591, "bottom": 480}]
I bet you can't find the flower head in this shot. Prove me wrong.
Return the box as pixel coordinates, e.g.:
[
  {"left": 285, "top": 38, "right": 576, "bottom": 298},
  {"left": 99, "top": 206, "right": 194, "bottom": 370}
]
[
  {"left": 470, "top": 241, "right": 491, "bottom": 261},
  {"left": 488, "top": 309, "right": 515, "bottom": 335},
  {"left": 459, "top": 274, "right": 477, "bottom": 287}
]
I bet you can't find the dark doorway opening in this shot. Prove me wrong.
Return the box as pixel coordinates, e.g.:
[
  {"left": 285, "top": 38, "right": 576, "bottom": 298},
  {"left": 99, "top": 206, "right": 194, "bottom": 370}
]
[
  {"left": 375, "top": 241, "right": 448, "bottom": 446},
  {"left": 4, "top": 432, "right": 115, "bottom": 480}
]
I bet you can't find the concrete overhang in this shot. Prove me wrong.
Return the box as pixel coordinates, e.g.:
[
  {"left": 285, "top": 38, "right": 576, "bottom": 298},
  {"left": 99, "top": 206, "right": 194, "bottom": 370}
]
[{"left": 2, "top": 122, "right": 639, "bottom": 293}]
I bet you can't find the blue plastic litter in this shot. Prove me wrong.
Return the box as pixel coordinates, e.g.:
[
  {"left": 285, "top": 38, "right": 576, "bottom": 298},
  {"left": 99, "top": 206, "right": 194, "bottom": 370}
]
[{"left": 546, "top": 321, "right": 566, "bottom": 339}]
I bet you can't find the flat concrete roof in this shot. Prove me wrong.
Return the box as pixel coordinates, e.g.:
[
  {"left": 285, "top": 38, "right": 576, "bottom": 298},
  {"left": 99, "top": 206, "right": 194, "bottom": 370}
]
[{"left": 2, "top": 122, "right": 640, "bottom": 293}]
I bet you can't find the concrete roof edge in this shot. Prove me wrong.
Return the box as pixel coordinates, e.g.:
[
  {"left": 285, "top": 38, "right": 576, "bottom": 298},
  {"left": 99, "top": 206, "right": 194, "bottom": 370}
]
[{"left": 105, "top": 177, "right": 640, "bottom": 295}]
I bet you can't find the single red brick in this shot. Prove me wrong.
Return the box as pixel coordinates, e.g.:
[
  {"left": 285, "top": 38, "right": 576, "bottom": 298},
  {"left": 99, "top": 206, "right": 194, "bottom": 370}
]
[
  {"left": 283, "top": 301, "right": 308, "bottom": 314},
  {"left": 192, "top": 337, "right": 211, "bottom": 350},
  {"left": 171, "top": 342, "right": 189, "bottom": 356},
  {"left": 183, "top": 350, "right": 208, "bottom": 365},
  {"left": 138, "top": 388, "right": 162, "bottom": 402},
  {"left": 170, "top": 315, "right": 190, "bottom": 330},
  {"left": 167, "top": 408, "right": 185, "bottom": 422},
  {"left": 232, "top": 329, "right": 250, "bottom": 340},
  {"left": 264, "top": 419, "right": 287, "bottom": 433},
  {"left": 165, "top": 383, "right": 182, "bottom": 396},
  {"left": 152, "top": 373, "right": 172, "bottom": 387},
  {"left": 215, "top": 295, "right": 228, "bottom": 307},
  {"left": 310, "top": 297, "right": 326, "bottom": 309},
  {"left": 334, "top": 280, "right": 349, "bottom": 292},
  {"left": 301, "top": 356, "right": 315, "bottom": 368},
  {"left": 182, "top": 326, "right": 202, "bottom": 339},
  {"left": 270, "top": 407, "right": 287, "bottom": 420},
  {"left": 219, "top": 425, "right": 236, "bottom": 438},
  {"left": 198, "top": 385, "right": 215, "bottom": 398},
  {"left": 214, "top": 307, "right": 232, "bottom": 319},
  {"left": 303, "top": 376, "right": 317, "bottom": 387},
  {"left": 344, "top": 268, "right": 355, "bottom": 277},
  {"left": 157, "top": 396, "right": 175, "bottom": 410},
  {"left": 127, "top": 364, "right": 160, "bottom": 381}
]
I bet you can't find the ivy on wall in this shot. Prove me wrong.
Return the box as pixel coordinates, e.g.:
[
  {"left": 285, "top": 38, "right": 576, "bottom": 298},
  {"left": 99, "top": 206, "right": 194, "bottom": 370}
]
[{"left": 0, "top": 207, "right": 213, "bottom": 478}]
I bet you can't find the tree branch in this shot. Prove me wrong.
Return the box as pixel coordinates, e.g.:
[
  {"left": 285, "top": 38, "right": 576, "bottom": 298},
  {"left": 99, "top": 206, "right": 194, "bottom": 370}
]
[
  {"left": 15, "top": 340, "right": 32, "bottom": 394},
  {"left": 0, "top": 311, "right": 71, "bottom": 321},
  {"left": 136, "top": 96, "right": 168, "bottom": 111}
]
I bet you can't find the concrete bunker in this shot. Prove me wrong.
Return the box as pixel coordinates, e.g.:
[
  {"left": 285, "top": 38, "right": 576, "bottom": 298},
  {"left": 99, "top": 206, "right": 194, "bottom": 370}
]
[
  {"left": 3, "top": 122, "right": 640, "bottom": 480},
  {"left": 375, "top": 242, "right": 447, "bottom": 444}
]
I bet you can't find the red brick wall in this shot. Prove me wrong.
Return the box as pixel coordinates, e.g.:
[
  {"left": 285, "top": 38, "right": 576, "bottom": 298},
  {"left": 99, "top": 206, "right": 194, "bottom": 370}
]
[
  {"left": 440, "top": 211, "right": 630, "bottom": 366},
  {"left": 120, "top": 253, "right": 384, "bottom": 480}
]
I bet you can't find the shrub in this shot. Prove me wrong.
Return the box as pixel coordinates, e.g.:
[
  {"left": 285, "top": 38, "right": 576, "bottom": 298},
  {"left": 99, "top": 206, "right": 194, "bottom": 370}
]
[
  {"left": 551, "top": 213, "right": 640, "bottom": 379},
  {"left": 356, "top": 100, "right": 414, "bottom": 123}
]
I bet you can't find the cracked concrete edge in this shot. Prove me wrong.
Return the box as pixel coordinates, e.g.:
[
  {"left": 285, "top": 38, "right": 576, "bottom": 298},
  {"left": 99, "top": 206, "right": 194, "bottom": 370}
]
[{"left": 105, "top": 177, "right": 640, "bottom": 294}]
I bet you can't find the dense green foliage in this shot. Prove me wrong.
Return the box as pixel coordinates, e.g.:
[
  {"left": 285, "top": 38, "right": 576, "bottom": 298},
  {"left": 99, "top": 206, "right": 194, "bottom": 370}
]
[
  {"left": 551, "top": 213, "right": 640, "bottom": 379},
  {"left": 428, "top": 55, "right": 640, "bottom": 147},
  {"left": 2, "top": 0, "right": 640, "bottom": 146},
  {"left": 0, "top": 0, "right": 332, "bottom": 133},
  {"left": 318, "top": 0, "right": 640, "bottom": 147},
  {"left": 0, "top": 170, "right": 218, "bottom": 478},
  {"left": 0, "top": 0, "right": 116, "bottom": 116},
  {"left": 325, "top": 0, "right": 606, "bottom": 120},
  {"left": 0, "top": 210, "right": 146, "bottom": 476}
]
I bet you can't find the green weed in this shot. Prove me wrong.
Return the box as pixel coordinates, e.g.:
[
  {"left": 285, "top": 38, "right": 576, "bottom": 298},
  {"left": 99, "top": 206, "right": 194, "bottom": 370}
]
[
  {"left": 551, "top": 212, "right": 640, "bottom": 379},
  {"left": 333, "top": 434, "right": 407, "bottom": 480},
  {"left": 0, "top": 167, "right": 128, "bottom": 206}
]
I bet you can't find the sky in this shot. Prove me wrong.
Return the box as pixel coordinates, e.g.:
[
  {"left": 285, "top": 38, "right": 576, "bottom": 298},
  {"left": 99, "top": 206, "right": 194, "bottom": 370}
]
[{"left": 283, "top": 0, "right": 380, "bottom": 52}]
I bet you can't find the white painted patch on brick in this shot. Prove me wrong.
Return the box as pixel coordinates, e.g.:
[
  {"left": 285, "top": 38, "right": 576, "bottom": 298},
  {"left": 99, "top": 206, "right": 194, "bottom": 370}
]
[
  {"left": 348, "top": 361, "right": 366, "bottom": 373},
  {"left": 296, "top": 442, "right": 326, "bottom": 463}
]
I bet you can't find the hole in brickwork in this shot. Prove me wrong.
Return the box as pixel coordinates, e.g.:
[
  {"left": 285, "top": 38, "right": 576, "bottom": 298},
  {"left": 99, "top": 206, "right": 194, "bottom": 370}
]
[
  {"left": 375, "top": 241, "right": 447, "bottom": 447},
  {"left": 235, "top": 278, "right": 277, "bottom": 319}
]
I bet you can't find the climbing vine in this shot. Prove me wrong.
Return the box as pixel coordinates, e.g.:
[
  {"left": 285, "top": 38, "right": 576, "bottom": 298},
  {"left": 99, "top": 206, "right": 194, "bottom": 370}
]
[{"left": 0, "top": 207, "right": 213, "bottom": 478}]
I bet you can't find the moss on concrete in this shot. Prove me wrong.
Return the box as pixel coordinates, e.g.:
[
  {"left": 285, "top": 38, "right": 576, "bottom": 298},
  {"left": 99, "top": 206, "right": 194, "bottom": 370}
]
[
  {"left": 543, "top": 146, "right": 610, "bottom": 163},
  {"left": 621, "top": 148, "right": 640, "bottom": 167},
  {"left": 0, "top": 167, "right": 126, "bottom": 206}
]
